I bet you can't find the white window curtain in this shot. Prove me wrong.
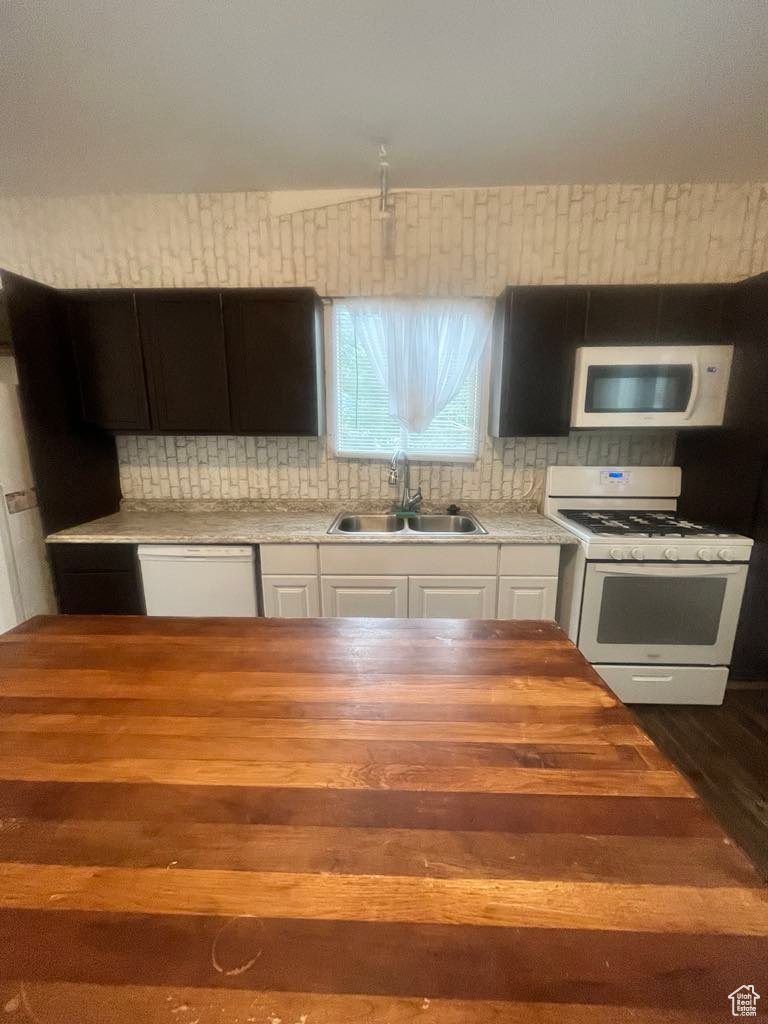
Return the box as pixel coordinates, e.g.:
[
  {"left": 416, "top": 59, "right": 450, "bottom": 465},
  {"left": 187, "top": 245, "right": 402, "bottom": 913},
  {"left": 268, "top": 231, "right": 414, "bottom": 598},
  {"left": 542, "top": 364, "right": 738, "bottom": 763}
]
[{"left": 342, "top": 298, "right": 492, "bottom": 433}]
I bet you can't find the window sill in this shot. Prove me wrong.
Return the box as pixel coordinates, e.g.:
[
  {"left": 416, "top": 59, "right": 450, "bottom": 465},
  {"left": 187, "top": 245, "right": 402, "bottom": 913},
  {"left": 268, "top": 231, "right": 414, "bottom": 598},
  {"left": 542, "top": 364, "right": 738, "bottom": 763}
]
[{"left": 331, "top": 449, "right": 481, "bottom": 464}]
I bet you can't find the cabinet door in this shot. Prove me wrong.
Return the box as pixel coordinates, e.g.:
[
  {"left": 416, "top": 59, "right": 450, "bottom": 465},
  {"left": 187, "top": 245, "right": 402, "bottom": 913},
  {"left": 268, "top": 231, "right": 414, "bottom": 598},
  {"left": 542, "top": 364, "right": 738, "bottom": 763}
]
[
  {"left": 223, "top": 290, "right": 323, "bottom": 435},
  {"left": 54, "top": 571, "right": 145, "bottom": 615},
  {"left": 585, "top": 286, "right": 660, "bottom": 344},
  {"left": 48, "top": 543, "right": 144, "bottom": 615},
  {"left": 2, "top": 272, "right": 122, "bottom": 535},
  {"left": 409, "top": 576, "right": 498, "bottom": 619},
  {"left": 262, "top": 575, "right": 320, "bottom": 617},
  {"left": 67, "top": 293, "right": 150, "bottom": 430},
  {"left": 489, "top": 287, "right": 587, "bottom": 437},
  {"left": 657, "top": 285, "right": 726, "bottom": 344},
  {"left": 137, "top": 292, "right": 231, "bottom": 432},
  {"left": 321, "top": 575, "right": 407, "bottom": 617},
  {"left": 497, "top": 576, "right": 557, "bottom": 620}
]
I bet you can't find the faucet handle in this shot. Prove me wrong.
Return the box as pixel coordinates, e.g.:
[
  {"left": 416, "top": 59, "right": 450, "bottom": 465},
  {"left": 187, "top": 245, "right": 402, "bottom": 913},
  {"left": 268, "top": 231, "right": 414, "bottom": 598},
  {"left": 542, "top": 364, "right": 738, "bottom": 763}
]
[{"left": 447, "top": 503, "right": 461, "bottom": 515}]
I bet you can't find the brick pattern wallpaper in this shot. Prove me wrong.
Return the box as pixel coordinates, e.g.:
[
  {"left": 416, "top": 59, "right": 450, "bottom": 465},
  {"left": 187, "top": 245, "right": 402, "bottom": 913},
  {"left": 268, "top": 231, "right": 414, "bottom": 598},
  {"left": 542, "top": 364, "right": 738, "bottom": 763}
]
[
  {"left": 116, "top": 430, "right": 675, "bottom": 502},
  {"left": 1, "top": 182, "right": 766, "bottom": 501}
]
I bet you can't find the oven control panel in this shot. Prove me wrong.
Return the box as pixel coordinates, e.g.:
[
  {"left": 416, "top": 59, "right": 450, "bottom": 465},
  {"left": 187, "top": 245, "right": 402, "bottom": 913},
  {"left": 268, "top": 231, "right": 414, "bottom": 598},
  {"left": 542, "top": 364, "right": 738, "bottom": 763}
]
[{"left": 596, "top": 541, "right": 752, "bottom": 562}]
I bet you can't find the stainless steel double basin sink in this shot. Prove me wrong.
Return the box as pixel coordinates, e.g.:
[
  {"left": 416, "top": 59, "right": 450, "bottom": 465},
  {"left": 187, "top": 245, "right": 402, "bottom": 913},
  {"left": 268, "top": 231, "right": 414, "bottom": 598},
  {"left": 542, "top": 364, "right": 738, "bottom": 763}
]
[{"left": 327, "top": 512, "right": 487, "bottom": 535}]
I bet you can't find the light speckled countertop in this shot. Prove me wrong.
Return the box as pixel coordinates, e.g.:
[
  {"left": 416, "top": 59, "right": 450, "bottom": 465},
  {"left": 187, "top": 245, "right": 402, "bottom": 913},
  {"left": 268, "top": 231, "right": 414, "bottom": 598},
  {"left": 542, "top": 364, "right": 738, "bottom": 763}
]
[{"left": 46, "top": 499, "right": 577, "bottom": 546}]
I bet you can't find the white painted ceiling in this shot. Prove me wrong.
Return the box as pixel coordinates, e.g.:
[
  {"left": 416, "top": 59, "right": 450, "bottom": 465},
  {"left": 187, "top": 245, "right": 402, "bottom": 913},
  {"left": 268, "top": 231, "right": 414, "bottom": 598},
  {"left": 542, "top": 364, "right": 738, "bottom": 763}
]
[{"left": 1, "top": 0, "right": 767, "bottom": 194}]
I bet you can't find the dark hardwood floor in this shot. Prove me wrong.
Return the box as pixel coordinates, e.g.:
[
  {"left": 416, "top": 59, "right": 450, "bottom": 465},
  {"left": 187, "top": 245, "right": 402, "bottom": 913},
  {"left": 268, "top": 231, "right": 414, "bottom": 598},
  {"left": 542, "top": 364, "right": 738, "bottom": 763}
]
[{"left": 630, "top": 686, "right": 768, "bottom": 879}]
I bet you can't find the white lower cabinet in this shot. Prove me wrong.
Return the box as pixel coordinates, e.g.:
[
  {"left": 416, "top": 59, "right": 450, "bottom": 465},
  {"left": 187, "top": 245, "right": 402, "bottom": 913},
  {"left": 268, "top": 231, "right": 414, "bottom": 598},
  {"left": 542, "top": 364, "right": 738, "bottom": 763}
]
[
  {"left": 261, "top": 543, "right": 562, "bottom": 620},
  {"left": 497, "top": 575, "right": 557, "bottom": 620},
  {"left": 321, "top": 575, "right": 408, "bottom": 617},
  {"left": 262, "top": 575, "right": 320, "bottom": 617},
  {"left": 409, "top": 576, "right": 498, "bottom": 619}
]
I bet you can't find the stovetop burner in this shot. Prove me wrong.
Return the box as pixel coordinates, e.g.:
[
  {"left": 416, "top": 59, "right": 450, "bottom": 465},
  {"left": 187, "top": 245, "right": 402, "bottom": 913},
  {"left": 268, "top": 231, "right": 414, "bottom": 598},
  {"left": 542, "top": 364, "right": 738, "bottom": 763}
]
[{"left": 559, "top": 509, "right": 734, "bottom": 538}]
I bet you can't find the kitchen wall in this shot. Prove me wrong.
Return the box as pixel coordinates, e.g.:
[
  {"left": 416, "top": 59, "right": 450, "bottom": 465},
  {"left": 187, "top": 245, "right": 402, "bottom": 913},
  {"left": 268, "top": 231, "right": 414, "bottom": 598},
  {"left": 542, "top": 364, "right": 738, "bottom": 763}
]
[
  {"left": 115, "top": 430, "right": 675, "bottom": 502},
  {"left": 1, "top": 182, "right": 766, "bottom": 502}
]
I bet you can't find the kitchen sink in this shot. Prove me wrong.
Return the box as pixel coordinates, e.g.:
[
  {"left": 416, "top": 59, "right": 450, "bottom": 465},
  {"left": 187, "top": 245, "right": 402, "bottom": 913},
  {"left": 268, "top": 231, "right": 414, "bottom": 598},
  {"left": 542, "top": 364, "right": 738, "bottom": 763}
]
[
  {"left": 407, "top": 514, "right": 481, "bottom": 533},
  {"left": 328, "top": 512, "right": 487, "bottom": 535},
  {"left": 332, "top": 515, "right": 405, "bottom": 533}
]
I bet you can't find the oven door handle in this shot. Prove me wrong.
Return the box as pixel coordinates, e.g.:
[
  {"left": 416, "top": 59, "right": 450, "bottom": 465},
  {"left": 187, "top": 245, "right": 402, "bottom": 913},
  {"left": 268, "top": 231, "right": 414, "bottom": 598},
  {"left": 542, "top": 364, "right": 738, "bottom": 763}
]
[
  {"left": 592, "top": 564, "right": 743, "bottom": 577},
  {"left": 683, "top": 359, "right": 701, "bottom": 421}
]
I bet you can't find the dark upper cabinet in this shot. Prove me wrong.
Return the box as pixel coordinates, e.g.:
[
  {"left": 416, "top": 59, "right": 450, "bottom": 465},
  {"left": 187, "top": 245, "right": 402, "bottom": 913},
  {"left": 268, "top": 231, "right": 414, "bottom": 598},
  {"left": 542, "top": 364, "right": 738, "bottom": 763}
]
[
  {"left": 489, "top": 287, "right": 588, "bottom": 437},
  {"left": 66, "top": 287, "right": 324, "bottom": 435},
  {"left": 584, "top": 286, "right": 660, "bottom": 344},
  {"left": 223, "top": 289, "right": 324, "bottom": 435},
  {"left": 1, "top": 271, "right": 121, "bottom": 534},
  {"left": 137, "top": 292, "right": 232, "bottom": 433},
  {"left": 490, "top": 281, "right": 731, "bottom": 437},
  {"left": 584, "top": 284, "right": 728, "bottom": 346},
  {"left": 67, "top": 292, "right": 150, "bottom": 430},
  {"left": 657, "top": 285, "right": 725, "bottom": 345}
]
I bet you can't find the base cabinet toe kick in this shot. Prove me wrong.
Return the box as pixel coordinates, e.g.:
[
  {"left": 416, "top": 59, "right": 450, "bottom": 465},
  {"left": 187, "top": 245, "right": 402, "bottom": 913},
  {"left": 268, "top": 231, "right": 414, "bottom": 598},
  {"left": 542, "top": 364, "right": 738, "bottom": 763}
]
[{"left": 259, "top": 542, "right": 561, "bottom": 620}]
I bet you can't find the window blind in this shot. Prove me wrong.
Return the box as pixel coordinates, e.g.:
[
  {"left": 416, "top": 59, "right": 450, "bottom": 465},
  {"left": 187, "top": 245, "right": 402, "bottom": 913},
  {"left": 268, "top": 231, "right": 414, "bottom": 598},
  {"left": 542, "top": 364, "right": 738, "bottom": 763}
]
[{"left": 332, "top": 302, "right": 483, "bottom": 460}]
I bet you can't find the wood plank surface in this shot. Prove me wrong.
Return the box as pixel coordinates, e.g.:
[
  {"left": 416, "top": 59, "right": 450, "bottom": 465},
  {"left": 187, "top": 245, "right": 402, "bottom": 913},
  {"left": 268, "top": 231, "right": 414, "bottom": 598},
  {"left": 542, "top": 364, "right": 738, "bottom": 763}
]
[
  {"left": 632, "top": 689, "right": 768, "bottom": 879},
  {"left": 0, "top": 615, "right": 764, "bottom": 1024}
]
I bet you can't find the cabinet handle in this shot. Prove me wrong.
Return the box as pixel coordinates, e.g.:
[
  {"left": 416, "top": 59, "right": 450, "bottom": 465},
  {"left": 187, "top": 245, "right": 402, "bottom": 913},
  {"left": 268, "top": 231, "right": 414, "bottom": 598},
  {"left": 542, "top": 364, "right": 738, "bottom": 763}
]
[{"left": 631, "top": 675, "right": 674, "bottom": 683}]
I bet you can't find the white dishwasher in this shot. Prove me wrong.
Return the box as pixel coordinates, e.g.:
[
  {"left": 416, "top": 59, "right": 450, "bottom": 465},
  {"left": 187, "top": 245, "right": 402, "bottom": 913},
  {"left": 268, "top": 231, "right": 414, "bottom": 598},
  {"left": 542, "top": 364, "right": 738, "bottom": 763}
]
[{"left": 137, "top": 545, "right": 258, "bottom": 617}]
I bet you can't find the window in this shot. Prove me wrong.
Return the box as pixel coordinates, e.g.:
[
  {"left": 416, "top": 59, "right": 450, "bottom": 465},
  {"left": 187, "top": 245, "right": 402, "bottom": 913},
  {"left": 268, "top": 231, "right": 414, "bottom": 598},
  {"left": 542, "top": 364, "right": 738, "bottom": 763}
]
[{"left": 331, "top": 300, "right": 487, "bottom": 460}]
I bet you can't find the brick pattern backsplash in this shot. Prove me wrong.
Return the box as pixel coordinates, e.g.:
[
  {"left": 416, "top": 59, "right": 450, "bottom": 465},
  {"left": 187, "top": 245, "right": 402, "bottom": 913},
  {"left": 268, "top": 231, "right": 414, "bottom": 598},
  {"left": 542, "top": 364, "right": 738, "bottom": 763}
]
[
  {"left": 115, "top": 431, "right": 677, "bottom": 503},
  {"left": 1, "top": 182, "right": 765, "bottom": 501}
]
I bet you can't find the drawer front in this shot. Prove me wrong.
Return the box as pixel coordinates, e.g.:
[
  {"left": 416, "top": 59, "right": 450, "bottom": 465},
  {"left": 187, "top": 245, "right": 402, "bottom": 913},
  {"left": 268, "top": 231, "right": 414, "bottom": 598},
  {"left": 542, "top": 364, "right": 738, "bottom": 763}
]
[
  {"left": 319, "top": 544, "right": 498, "bottom": 576},
  {"left": 499, "top": 544, "right": 560, "bottom": 576},
  {"left": 260, "top": 543, "right": 318, "bottom": 574},
  {"left": 594, "top": 664, "right": 729, "bottom": 706}
]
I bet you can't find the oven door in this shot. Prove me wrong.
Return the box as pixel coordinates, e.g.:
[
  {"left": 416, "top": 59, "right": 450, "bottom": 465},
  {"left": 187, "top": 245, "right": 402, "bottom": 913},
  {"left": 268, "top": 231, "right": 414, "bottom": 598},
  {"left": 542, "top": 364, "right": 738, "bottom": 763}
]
[{"left": 578, "top": 562, "right": 748, "bottom": 665}]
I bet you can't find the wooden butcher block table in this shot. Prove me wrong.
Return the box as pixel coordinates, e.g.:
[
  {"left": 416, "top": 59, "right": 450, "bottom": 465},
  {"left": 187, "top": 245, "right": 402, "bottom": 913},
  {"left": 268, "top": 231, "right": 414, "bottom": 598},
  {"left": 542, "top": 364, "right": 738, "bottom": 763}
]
[{"left": 0, "top": 615, "right": 765, "bottom": 1023}]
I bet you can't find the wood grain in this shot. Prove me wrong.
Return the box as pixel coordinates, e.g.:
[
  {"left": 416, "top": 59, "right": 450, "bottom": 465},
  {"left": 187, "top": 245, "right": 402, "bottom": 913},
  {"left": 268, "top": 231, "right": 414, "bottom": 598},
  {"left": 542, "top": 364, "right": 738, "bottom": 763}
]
[
  {"left": 632, "top": 690, "right": 768, "bottom": 879},
  {"left": 0, "top": 711, "right": 654, "bottom": 744},
  {"left": 3, "top": 862, "right": 767, "bottom": 933},
  {"left": 0, "top": 755, "right": 692, "bottom": 794},
  {"left": 0, "top": 820, "right": 751, "bottom": 884},
  {"left": 0, "top": 614, "right": 763, "bottom": 1023},
  {"left": 0, "top": 780, "right": 723, "bottom": 834},
  {"left": 0, "top": 983, "right": 733, "bottom": 1024}
]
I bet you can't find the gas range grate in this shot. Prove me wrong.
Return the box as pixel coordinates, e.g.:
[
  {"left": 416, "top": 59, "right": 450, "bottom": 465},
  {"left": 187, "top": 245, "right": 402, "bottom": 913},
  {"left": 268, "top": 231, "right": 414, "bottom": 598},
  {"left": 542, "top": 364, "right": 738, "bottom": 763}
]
[{"left": 559, "top": 509, "right": 734, "bottom": 538}]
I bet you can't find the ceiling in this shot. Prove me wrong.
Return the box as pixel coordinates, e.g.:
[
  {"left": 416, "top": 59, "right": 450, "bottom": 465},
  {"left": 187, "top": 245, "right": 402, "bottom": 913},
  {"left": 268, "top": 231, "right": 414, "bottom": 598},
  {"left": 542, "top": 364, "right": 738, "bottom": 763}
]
[{"left": 1, "top": 0, "right": 767, "bottom": 195}]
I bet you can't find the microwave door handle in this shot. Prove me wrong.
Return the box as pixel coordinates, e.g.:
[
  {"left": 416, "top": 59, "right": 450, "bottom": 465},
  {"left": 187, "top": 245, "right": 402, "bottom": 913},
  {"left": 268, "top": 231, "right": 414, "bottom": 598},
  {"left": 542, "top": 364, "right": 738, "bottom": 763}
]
[
  {"left": 593, "top": 564, "right": 743, "bottom": 577},
  {"left": 683, "top": 359, "right": 701, "bottom": 420}
]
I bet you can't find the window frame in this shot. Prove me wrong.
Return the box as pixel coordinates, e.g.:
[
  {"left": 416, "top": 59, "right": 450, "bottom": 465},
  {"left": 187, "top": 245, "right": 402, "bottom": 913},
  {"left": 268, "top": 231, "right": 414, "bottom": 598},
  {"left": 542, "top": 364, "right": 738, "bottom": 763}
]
[{"left": 325, "top": 299, "right": 490, "bottom": 464}]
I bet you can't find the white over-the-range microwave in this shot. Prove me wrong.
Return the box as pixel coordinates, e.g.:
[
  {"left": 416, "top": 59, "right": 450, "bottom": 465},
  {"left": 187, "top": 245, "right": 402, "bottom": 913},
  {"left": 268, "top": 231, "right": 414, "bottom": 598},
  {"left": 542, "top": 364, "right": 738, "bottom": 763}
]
[{"left": 570, "top": 344, "right": 733, "bottom": 428}]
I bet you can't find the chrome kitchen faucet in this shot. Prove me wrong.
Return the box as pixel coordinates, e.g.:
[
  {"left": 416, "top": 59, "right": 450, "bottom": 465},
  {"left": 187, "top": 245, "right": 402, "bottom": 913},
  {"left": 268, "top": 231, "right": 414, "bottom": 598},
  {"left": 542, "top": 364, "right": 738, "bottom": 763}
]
[{"left": 388, "top": 450, "right": 423, "bottom": 515}]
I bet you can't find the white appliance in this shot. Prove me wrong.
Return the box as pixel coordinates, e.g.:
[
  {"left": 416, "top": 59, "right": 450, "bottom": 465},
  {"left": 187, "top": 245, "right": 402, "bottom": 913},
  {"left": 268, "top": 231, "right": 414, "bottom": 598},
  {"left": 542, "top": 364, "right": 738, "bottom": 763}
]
[
  {"left": 138, "top": 545, "right": 257, "bottom": 617},
  {"left": 547, "top": 466, "right": 752, "bottom": 705},
  {"left": 570, "top": 345, "right": 733, "bottom": 428},
  {"left": 0, "top": 358, "right": 55, "bottom": 632}
]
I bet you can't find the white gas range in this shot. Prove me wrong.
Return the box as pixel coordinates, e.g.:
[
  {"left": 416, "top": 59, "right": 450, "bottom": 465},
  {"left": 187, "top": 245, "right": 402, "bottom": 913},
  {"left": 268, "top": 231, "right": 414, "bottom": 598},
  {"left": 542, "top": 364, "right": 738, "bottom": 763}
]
[{"left": 546, "top": 466, "right": 753, "bottom": 705}]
